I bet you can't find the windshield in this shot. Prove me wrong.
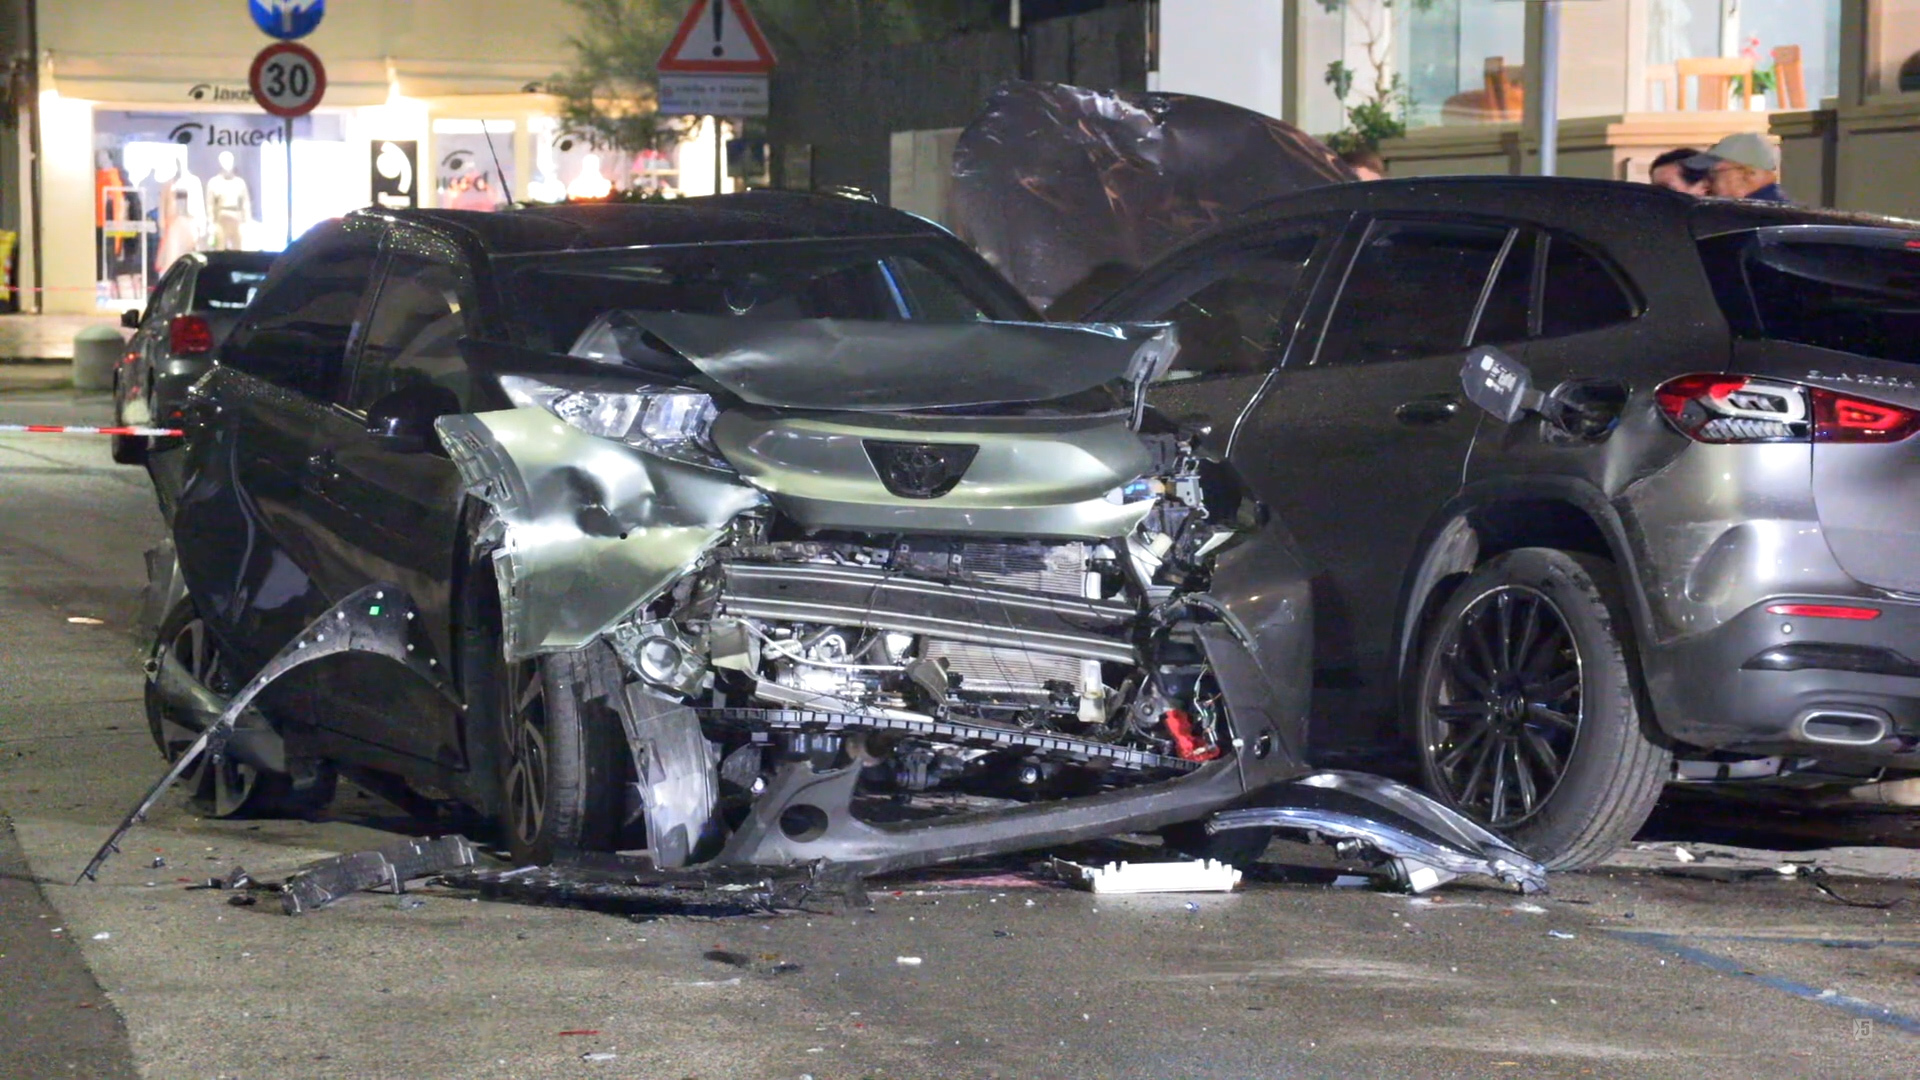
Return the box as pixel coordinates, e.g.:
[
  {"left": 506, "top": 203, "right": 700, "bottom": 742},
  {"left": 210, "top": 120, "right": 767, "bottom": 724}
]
[
  {"left": 1700, "top": 227, "right": 1920, "bottom": 363},
  {"left": 498, "top": 236, "right": 1033, "bottom": 352}
]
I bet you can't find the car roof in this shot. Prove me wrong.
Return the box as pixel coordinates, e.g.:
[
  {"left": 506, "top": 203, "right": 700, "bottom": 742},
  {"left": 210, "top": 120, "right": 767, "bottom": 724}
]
[
  {"left": 368, "top": 190, "right": 953, "bottom": 256},
  {"left": 1225, "top": 174, "right": 1915, "bottom": 235}
]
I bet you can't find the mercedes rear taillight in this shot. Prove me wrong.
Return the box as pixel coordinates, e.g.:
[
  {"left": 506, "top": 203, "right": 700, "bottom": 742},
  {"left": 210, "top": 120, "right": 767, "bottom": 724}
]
[
  {"left": 168, "top": 314, "right": 214, "bottom": 356},
  {"left": 1655, "top": 373, "right": 1920, "bottom": 444}
]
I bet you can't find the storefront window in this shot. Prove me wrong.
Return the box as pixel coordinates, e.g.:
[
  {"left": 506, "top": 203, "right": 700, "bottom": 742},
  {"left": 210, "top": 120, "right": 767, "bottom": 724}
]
[
  {"left": 1397, "top": 0, "right": 1527, "bottom": 129},
  {"left": 93, "top": 110, "right": 351, "bottom": 302},
  {"left": 432, "top": 119, "right": 515, "bottom": 211},
  {"left": 1647, "top": 0, "right": 1841, "bottom": 110}
]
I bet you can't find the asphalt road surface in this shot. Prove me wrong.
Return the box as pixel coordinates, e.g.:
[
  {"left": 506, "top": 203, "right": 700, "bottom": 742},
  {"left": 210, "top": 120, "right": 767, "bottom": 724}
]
[{"left": 4, "top": 384, "right": 1920, "bottom": 1080}]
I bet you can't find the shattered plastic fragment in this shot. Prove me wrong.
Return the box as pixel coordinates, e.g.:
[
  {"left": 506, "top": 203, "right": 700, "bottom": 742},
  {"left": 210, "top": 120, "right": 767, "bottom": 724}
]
[
  {"left": 1054, "top": 858, "right": 1241, "bottom": 895},
  {"left": 1548, "top": 930, "right": 1577, "bottom": 940},
  {"left": 280, "top": 836, "right": 479, "bottom": 915},
  {"left": 896, "top": 956, "right": 924, "bottom": 966}
]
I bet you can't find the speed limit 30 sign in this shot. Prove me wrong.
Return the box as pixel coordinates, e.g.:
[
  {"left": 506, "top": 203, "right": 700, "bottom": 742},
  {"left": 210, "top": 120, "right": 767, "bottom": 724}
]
[{"left": 249, "top": 41, "right": 327, "bottom": 117}]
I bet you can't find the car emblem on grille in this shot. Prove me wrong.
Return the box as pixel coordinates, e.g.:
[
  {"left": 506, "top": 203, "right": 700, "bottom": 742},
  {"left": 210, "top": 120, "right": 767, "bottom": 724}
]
[{"left": 864, "top": 440, "right": 978, "bottom": 499}]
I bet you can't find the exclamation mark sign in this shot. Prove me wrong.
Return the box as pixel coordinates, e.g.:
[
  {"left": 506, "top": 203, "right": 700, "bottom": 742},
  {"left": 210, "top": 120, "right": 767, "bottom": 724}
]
[{"left": 712, "top": 0, "right": 726, "bottom": 56}]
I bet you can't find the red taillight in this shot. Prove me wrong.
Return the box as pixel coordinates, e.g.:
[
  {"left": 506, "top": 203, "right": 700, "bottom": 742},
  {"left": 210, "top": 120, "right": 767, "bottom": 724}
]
[
  {"left": 1655, "top": 374, "right": 1918, "bottom": 445},
  {"left": 1811, "top": 389, "right": 1920, "bottom": 443},
  {"left": 1765, "top": 603, "right": 1882, "bottom": 621},
  {"left": 168, "top": 314, "right": 213, "bottom": 356}
]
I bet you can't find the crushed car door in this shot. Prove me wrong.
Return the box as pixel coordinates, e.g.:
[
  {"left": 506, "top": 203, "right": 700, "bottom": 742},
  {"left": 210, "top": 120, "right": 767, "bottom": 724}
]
[
  {"left": 296, "top": 227, "right": 473, "bottom": 768},
  {"left": 173, "top": 221, "right": 382, "bottom": 678},
  {"left": 1234, "top": 218, "right": 1513, "bottom": 759}
]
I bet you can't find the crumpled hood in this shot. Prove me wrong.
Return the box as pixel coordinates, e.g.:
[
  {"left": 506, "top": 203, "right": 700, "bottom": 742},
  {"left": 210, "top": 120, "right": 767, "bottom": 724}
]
[
  {"left": 573, "top": 311, "right": 1176, "bottom": 412},
  {"left": 948, "top": 80, "right": 1355, "bottom": 315}
]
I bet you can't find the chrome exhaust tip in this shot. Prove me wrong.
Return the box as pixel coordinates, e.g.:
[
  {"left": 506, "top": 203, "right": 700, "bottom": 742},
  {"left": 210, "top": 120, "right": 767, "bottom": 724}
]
[{"left": 1794, "top": 707, "right": 1891, "bottom": 747}]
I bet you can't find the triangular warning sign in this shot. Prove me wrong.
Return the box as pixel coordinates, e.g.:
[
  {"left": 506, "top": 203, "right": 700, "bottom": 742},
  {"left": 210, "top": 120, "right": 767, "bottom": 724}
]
[{"left": 657, "top": 0, "right": 777, "bottom": 74}]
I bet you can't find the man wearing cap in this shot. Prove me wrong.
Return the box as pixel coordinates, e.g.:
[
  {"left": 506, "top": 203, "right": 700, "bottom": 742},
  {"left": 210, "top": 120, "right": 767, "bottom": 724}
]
[{"left": 1686, "top": 133, "right": 1793, "bottom": 203}]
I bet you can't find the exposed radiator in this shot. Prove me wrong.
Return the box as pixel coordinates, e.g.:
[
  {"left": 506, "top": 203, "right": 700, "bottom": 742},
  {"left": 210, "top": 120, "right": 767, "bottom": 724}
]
[{"left": 924, "top": 640, "right": 1084, "bottom": 697}]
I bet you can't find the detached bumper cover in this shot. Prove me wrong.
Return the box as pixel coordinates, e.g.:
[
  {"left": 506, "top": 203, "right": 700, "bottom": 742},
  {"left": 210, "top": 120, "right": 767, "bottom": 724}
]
[{"left": 1208, "top": 771, "right": 1548, "bottom": 894}]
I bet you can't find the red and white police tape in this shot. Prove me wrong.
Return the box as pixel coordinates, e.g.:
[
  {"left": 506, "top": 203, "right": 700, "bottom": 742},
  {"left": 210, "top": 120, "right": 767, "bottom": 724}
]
[{"left": 0, "top": 423, "right": 183, "bottom": 437}]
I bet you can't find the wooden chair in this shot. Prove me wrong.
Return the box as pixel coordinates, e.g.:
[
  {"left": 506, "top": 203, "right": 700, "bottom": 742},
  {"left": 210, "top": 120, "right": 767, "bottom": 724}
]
[
  {"left": 1773, "top": 44, "right": 1807, "bottom": 109},
  {"left": 1646, "top": 64, "right": 1677, "bottom": 111},
  {"left": 1677, "top": 57, "right": 1754, "bottom": 110}
]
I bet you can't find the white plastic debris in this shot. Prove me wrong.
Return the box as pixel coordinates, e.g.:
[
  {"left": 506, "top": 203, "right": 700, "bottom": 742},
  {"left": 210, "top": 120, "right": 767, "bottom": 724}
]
[
  {"left": 580, "top": 1051, "right": 617, "bottom": 1062},
  {"left": 1512, "top": 902, "right": 1547, "bottom": 914},
  {"left": 1405, "top": 866, "right": 1443, "bottom": 894},
  {"left": 1547, "top": 930, "right": 1576, "bottom": 940},
  {"left": 1056, "top": 858, "right": 1242, "bottom": 895},
  {"left": 1673, "top": 846, "right": 1697, "bottom": 863},
  {"left": 896, "top": 956, "right": 923, "bottom": 966},
  {"left": 90, "top": 932, "right": 111, "bottom": 941}
]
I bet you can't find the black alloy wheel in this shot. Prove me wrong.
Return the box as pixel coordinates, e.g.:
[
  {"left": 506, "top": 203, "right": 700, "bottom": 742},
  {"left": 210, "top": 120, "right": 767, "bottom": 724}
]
[
  {"left": 1420, "top": 584, "right": 1579, "bottom": 827},
  {"left": 499, "top": 658, "right": 552, "bottom": 857},
  {"left": 1414, "top": 548, "right": 1670, "bottom": 870}
]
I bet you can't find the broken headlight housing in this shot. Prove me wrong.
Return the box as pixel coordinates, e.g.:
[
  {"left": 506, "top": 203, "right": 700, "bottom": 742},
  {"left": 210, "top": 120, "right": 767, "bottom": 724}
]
[{"left": 499, "top": 374, "right": 727, "bottom": 470}]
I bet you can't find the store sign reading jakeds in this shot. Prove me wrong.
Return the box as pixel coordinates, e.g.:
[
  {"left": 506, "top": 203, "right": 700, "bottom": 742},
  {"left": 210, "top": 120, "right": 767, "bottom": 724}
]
[
  {"left": 188, "top": 84, "right": 255, "bottom": 103},
  {"left": 167, "top": 122, "right": 285, "bottom": 147}
]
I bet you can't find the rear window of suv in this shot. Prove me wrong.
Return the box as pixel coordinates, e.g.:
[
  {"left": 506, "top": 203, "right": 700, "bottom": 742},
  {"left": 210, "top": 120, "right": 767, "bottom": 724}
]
[{"left": 1699, "top": 227, "right": 1920, "bottom": 363}]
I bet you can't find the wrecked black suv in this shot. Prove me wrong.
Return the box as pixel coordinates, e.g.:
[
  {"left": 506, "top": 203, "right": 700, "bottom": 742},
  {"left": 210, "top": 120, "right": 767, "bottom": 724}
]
[{"left": 119, "top": 192, "right": 1541, "bottom": 893}]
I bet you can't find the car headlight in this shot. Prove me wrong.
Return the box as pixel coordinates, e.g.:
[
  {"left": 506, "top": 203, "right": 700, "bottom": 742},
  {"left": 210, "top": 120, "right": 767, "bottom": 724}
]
[{"left": 499, "top": 374, "right": 726, "bottom": 470}]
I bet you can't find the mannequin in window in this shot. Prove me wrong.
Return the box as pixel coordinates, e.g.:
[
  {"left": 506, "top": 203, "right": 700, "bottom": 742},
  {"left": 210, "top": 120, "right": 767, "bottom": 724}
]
[
  {"left": 153, "top": 155, "right": 204, "bottom": 274},
  {"left": 95, "top": 150, "right": 127, "bottom": 279},
  {"left": 566, "top": 153, "right": 613, "bottom": 201},
  {"left": 205, "top": 151, "right": 254, "bottom": 251}
]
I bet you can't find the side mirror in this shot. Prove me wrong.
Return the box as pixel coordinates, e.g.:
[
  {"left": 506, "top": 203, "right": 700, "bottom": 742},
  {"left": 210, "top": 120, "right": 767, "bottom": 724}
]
[
  {"left": 365, "top": 383, "right": 461, "bottom": 455},
  {"left": 121, "top": 309, "right": 142, "bottom": 330}
]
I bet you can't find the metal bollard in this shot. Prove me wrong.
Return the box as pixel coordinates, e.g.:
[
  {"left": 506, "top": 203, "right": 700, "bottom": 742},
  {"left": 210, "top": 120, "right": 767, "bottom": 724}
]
[{"left": 71, "top": 324, "right": 124, "bottom": 392}]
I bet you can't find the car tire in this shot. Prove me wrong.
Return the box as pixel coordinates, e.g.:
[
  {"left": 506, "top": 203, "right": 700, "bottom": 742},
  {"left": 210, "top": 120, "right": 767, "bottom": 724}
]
[
  {"left": 110, "top": 377, "right": 147, "bottom": 466},
  {"left": 466, "top": 568, "right": 625, "bottom": 866},
  {"left": 144, "top": 595, "right": 335, "bottom": 818},
  {"left": 1412, "top": 548, "right": 1669, "bottom": 870}
]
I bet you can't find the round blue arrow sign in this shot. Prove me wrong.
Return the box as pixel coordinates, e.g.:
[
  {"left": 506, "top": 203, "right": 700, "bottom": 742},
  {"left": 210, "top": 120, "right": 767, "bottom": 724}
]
[{"left": 249, "top": 0, "right": 325, "bottom": 41}]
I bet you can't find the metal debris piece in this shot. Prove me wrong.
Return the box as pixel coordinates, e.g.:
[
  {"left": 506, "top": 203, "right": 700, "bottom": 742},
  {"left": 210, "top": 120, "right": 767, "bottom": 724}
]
[
  {"left": 78, "top": 584, "right": 441, "bottom": 884},
  {"left": 435, "top": 851, "right": 853, "bottom": 917},
  {"left": 1207, "top": 771, "right": 1549, "bottom": 894},
  {"left": 281, "top": 836, "right": 480, "bottom": 916}
]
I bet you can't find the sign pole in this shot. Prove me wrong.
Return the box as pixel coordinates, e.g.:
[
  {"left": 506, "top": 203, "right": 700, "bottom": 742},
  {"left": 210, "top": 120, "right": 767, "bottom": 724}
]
[
  {"left": 714, "top": 116, "right": 725, "bottom": 194},
  {"left": 285, "top": 117, "right": 295, "bottom": 246}
]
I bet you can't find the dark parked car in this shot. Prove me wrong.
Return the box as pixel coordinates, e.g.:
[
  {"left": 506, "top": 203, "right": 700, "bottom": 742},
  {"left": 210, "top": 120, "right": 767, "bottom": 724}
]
[
  {"left": 112, "top": 250, "right": 276, "bottom": 464},
  {"left": 138, "top": 190, "right": 1542, "bottom": 888},
  {"left": 1090, "top": 175, "right": 1920, "bottom": 867}
]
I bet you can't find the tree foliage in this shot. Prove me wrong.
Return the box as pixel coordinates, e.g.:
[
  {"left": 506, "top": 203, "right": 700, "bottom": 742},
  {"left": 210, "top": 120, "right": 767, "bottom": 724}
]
[
  {"left": 550, "top": 0, "right": 997, "bottom": 153},
  {"left": 1315, "top": 0, "right": 1435, "bottom": 151}
]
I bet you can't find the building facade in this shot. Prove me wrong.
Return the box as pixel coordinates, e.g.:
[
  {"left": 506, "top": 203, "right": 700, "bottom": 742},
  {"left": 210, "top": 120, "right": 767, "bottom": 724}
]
[
  {"left": 1153, "top": 0, "right": 1920, "bottom": 219},
  {"left": 0, "top": 0, "right": 734, "bottom": 315}
]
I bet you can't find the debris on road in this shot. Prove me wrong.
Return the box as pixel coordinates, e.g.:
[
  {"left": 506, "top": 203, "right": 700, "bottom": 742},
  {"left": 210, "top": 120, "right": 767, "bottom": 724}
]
[
  {"left": 281, "top": 836, "right": 479, "bottom": 915},
  {"left": 1674, "top": 846, "right": 1697, "bottom": 863},
  {"left": 896, "top": 956, "right": 924, "bottom": 966},
  {"left": 1052, "top": 858, "right": 1242, "bottom": 895},
  {"left": 435, "top": 851, "right": 855, "bottom": 917},
  {"left": 1548, "top": 930, "right": 1577, "bottom": 940}
]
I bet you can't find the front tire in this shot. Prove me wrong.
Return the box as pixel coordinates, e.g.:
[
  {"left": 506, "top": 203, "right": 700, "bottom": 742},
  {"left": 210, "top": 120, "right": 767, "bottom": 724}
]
[
  {"left": 467, "top": 568, "right": 625, "bottom": 865},
  {"left": 1413, "top": 548, "right": 1669, "bottom": 870}
]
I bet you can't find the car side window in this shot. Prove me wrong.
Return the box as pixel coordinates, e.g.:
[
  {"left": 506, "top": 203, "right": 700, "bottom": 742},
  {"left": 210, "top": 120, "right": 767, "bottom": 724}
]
[
  {"left": 1315, "top": 220, "right": 1509, "bottom": 366},
  {"left": 1539, "top": 235, "right": 1637, "bottom": 338},
  {"left": 1151, "top": 233, "right": 1319, "bottom": 380},
  {"left": 346, "top": 249, "right": 477, "bottom": 412},
  {"left": 1472, "top": 230, "right": 1536, "bottom": 346},
  {"left": 223, "top": 230, "right": 379, "bottom": 398}
]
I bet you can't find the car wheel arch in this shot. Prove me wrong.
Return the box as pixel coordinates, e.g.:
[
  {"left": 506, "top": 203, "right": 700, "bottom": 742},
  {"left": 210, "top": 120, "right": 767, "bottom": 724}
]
[{"left": 1397, "top": 481, "right": 1659, "bottom": 693}]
